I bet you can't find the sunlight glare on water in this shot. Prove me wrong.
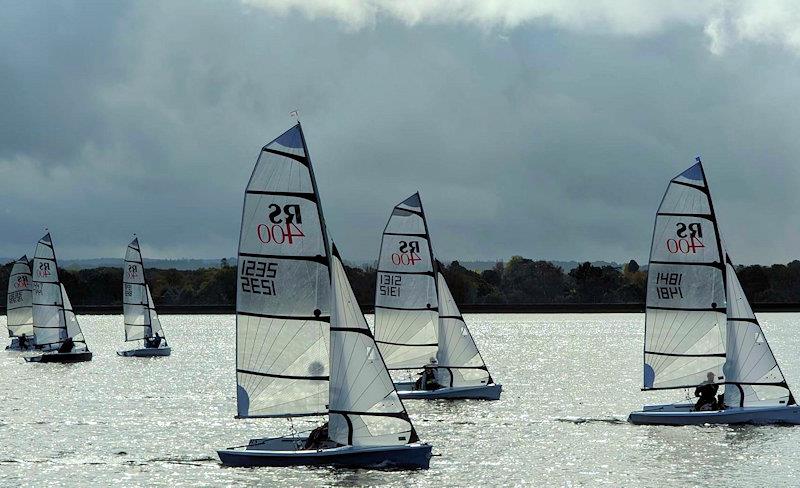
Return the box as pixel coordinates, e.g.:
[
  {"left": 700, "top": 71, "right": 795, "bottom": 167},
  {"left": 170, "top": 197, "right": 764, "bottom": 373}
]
[{"left": 2, "top": 313, "right": 800, "bottom": 486}]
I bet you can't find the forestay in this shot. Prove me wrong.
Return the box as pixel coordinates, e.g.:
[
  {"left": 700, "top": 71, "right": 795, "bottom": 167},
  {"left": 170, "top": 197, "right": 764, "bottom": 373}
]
[
  {"left": 123, "top": 238, "right": 164, "bottom": 341},
  {"left": 328, "top": 245, "right": 417, "bottom": 446},
  {"left": 32, "top": 233, "right": 86, "bottom": 349},
  {"left": 723, "top": 257, "right": 793, "bottom": 407},
  {"left": 7, "top": 256, "right": 34, "bottom": 338},
  {"left": 434, "top": 271, "right": 492, "bottom": 388},
  {"left": 374, "top": 193, "right": 439, "bottom": 369},
  {"left": 235, "top": 124, "right": 332, "bottom": 418},
  {"left": 643, "top": 162, "right": 727, "bottom": 390}
]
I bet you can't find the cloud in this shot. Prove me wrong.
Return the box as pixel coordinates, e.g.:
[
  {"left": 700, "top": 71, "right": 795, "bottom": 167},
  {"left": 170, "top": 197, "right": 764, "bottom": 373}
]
[{"left": 244, "top": 0, "right": 800, "bottom": 54}]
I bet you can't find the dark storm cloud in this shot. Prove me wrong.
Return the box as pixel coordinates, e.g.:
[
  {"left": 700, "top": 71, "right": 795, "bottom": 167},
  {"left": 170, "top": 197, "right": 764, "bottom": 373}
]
[{"left": 1, "top": 1, "right": 800, "bottom": 265}]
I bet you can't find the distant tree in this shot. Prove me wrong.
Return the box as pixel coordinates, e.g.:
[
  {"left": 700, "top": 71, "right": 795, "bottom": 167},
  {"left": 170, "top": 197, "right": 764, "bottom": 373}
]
[
  {"left": 624, "top": 260, "right": 640, "bottom": 274},
  {"left": 220, "top": 257, "right": 229, "bottom": 268},
  {"left": 501, "top": 256, "right": 566, "bottom": 303}
]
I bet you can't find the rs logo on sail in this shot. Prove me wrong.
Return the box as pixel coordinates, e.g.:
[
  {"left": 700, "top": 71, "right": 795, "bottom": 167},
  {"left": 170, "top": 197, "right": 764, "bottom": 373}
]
[
  {"left": 14, "top": 275, "right": 29, "bottom": 289},
  {"left": 257, "top": 204, "right": 305, "bottom": 245},
  {"left": 666, "top": 222, "right": 705, "bottom": 254},
  {"left": 391, "top": 240, "right": 422, "bottom": 266},
  {"left": 127, "top": 264, "right": 138, "bottom": 279},
  {"left": 37, "top": 262, "right": 51, "bottom": 278}
]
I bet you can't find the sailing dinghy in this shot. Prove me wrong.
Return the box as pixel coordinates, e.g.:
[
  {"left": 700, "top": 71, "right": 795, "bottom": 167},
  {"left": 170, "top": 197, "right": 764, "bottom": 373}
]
[
  {"left": 5, "top": 256, "right": 36, "bottom": 351},
  {"left": 374, "top": 193, "right": 501, "bottom": 400},
  {"left": 217, "top": 123, "right": 431, "bottom": 469},
  {"left": 24, "top": 233, "right": 92, "bottom": 363},
  {"left": 117, "top": 237, "right": 171, "bottom": 357},
  {"left": 628, "top": 159, "right": 800, "bottom": 425}
]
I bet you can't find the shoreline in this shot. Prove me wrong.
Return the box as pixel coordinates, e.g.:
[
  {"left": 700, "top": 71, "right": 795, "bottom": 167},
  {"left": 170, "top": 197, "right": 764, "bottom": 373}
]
[{"left": 4, "top": 302, "right": 800, "bottom": 315}]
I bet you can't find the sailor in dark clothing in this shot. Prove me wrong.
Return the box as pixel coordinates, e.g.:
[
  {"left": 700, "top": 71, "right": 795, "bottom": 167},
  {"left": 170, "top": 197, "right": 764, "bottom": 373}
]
[
  {"left": 58, "top": 337, "right": 74, "bottom": 353},
  {"left": 18, "top": 335, "right": 27, "bottom": 350},
  {"left": 694, "top": 371, "right": 719, "bottom": 411},
  {"left": 414, "top": 360, "right": 442, "bottom": 391},
  {"left": 304, "top": 422, "right": 329, "bottom": 449},
  {"left": 145, "top": 332, "right": 162, "bottom": 349}
]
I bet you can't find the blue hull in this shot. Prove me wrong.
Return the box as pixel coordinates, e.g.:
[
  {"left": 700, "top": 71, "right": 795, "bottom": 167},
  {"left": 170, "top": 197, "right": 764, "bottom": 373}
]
[
  {"left": 218, "top": 439, "right": 432, "bottom": 470},
  {"left": 629, "top": 404, "right": 800, "bottom": 425},
  {"left": 24, "top": 351, "right": 93, "bottom": 363},
  {"left": 395, "top": 382, "right": 502, "bottom": 400},
  {"left": 117, "top": 347, "right": 171, "bottom": 357}
]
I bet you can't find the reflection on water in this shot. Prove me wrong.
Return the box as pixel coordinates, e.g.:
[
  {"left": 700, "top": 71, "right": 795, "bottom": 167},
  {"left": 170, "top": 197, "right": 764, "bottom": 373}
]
[{"left": 2, "top": 313, "right": 800, "bottom": 486}]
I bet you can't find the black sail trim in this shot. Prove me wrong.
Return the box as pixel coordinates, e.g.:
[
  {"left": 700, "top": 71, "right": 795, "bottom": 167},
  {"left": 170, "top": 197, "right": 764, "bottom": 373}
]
[
  {"left": 239, "top": 252, "right": 328, "bottom": 265},
  {"left": 644, "top": 350, "right": 725, "bottom": 358},
  {"left": 237, "top": 369, "right": 329, "bottom": 381},
  {"left": 656, "top": 212, "right": 714, "bottom": 219},
  {"left": 245, "top": 190, "right": 318, "bottom": 202},
  {"left": 263, "top": 147, "right": 309, "bottom": 165},
  {"left": 672, "top": 180, "right": 708, "bottom": 193},
  {"left": 383, "top": 232, "right": 429, "bottom": 238},
  {"left": 649, "top": 261, "right": 724, "bottom": 270},
  {"left": 239, "top": 311, "right": 331, "bottom": 322},
  {"left": 377, "top": 269, "right": 435, "bottom": 276},
  {"left": 439, "top": 315, "right": 464, "bottom": 320},
  {"left": 376, "top": 340, "right": 438, "bottom": 347},
  {"left": 646, "top": 305, "right": 726, "bottom": 312},
  {"left": 330, "top": 327, "right": 373, "bottom": 337},
  {"left": 375, "top": 305, "right": 438, "bottom": 312}
]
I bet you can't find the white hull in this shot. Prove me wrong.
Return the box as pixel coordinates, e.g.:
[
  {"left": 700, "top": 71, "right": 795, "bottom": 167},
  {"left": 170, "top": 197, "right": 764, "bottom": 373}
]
[
  {"left": 629, "top": 403, "right": 800, "bottom": 425},
  {"left": 117, "top": 346, "right": 171, "bottom": 357},
  {"left": 218, "top": 436, "right": 432, "bottom": 469},
  {"left": 395, "top": 381, "right": 502, "bottom": 400}
]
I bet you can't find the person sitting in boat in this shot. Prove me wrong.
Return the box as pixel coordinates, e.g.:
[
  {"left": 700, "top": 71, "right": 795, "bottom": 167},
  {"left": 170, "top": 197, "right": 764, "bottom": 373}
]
[
  {"left": 414, "top": 359, "right": 443, "bottom": 391},
  {"left": 145, "top": 332, "right": 162, "bottom": 349},
  {"left": 18, "top": 335, "right": 28, "bottom": 350},
  {"left": 304, "top": 422, "right": 329, "bottom": 450},
  {"left": 694, "top": 372, "right": 720, "bottom": 411},
  {"left": 58, "top": 337, "right": 74, "bottom": 353}
]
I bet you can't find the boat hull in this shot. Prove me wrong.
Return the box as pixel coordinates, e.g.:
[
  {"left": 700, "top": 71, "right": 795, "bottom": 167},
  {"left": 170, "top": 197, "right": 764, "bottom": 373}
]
[
  {"left": 394, "top": 381, "right": 502, "bottom": 400},
  {"left": 117, "top": 347, "right": 171, "bottom": 357},
  {"left": 5, "top": 337, "right": 35, "bottom": 351},
  {"left": 24, "top": 350, "right": 93, "bottom": 363},
  {"left": 218, "top": 437, "right": 432, "bottom": 469},
  {"left": 628, "top": 404, "right": 800, "bottom": 425}
]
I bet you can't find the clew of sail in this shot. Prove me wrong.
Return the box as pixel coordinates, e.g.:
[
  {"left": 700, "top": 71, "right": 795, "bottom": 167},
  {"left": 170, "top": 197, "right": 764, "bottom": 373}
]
[
  {"left": 723, "top": 256, "right": 794, "bottom": 407},
  {"left": 32, "top": 233, "right": 86, "bottom": 349},
  {"left": 7, "top": 256, "right": 34, "bottom": 338},
  {"left": 374, "top": 193, "right": 439, "bottom": 369},
  {"left": 235, "top": 124, "right": 331, "bottom": 418},
  {"left": 328, "top": 244, "right": 418, "bottom": 446},
  {"left": 643, "top": 162, "right": 727, "bottom": 390},
  {"left": 434, "top": 270, "right": 492, "bottom": 388}
]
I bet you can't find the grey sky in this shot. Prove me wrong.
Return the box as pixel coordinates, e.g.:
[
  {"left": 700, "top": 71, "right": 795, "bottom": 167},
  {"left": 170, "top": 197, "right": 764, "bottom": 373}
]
[{"left": 2, "top": 1, "right": 800, "bottom": 265}]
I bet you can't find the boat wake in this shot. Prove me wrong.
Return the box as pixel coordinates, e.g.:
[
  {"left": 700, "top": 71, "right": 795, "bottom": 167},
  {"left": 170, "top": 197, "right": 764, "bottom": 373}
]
[
  {"left": 555, "top": 415, "right": 628, "bottom": 425},
  {"left": 147, "top": 455, "right": 216, "bottom": 466}
]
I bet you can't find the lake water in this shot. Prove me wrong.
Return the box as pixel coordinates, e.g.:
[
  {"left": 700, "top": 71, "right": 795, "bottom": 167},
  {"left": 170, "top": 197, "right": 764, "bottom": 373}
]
[{"left": 2, "top": 313, "right": 800, "bottom": 487}]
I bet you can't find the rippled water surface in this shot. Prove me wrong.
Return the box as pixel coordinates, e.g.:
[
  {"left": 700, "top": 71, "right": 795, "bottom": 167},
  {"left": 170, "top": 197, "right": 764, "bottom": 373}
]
[{"left": 3, "top": 313, "right": 800, "bottom": 487}]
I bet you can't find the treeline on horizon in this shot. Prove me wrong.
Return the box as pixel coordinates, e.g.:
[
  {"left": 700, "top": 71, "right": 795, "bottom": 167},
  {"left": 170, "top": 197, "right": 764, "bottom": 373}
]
[{"left": 3, "top": 257, "right": 800, "bottom": 308}]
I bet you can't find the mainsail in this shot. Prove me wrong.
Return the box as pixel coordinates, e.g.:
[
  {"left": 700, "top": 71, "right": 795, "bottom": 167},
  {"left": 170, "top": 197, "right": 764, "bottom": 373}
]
[
  {"left": 434, "top": 270, "right": 492, "bottom": 388},
  {"left": 235, "top": 123, "right": 331, "bottom": 418},
  {"left": 6, "top": 256, "right": 34, "bottom": 338},
  {"left": 329, "top": 244, "right": 417, "bottom": 446},
  {"left": 373, "top": 193, "right": 439, "bottom": 369},
  {"left": 643, "top": 161, "right": 794, "bottom": 407},
  {"left": 31, "top": 233, "right": 87, "bottom": 349},
  {"left": 123, "top": 238, "right": 164, "bottom": 341}
]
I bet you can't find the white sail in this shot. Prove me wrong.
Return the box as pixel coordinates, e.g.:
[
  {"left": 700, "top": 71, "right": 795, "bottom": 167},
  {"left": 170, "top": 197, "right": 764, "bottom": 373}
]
[
  {"left": 123, "top": 238, "right": 164, "bottom": 341},
  {"left": 6, "top": 256, "right": 34, "bottom": 338},
  {"left": 723, "top": 258, "right": 793, "bottom": 407},
  {"left": 32, "top": 233, "right": 86, "bottom": 349},
  {"left": 374, "top": 193, "right": 439, "bottom": 369},
  {"left": 235, "top": 124, "right": 331, "bottom": 418},
  {"left": 643, "top": 162, "right": 727, "bottom": 390},
  {"left": 328, "top": 245, "right": 417, "bottom": 446},
  {"left": 434, "top": 272, "right": 492, "bottom": 388}
]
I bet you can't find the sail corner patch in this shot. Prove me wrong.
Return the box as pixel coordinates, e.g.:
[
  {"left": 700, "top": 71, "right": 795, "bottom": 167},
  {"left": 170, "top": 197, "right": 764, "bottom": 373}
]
[{"left": 644, "top": 363, "right": 655, "bottom": 388}]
